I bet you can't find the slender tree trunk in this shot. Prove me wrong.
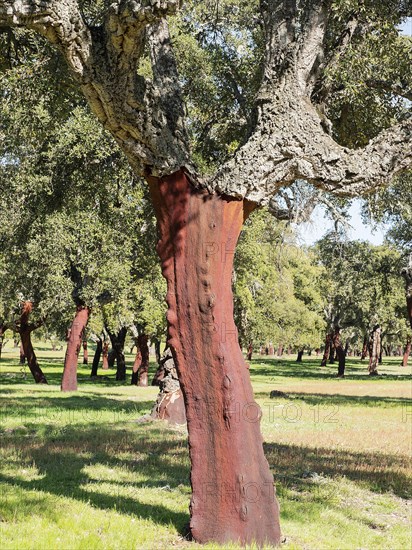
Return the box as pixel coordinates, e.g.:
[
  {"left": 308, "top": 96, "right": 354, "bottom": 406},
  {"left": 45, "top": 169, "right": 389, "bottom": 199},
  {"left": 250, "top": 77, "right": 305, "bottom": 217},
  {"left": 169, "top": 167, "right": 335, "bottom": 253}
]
[
  {"left": 148, "top": 171, "right": 281, "bottom": 546},
  {"left": 361, "top": 335, "right": 368, "bottom": 360},
  {"left": 407, "top": 295, "right": 412, "bottom": 329},
  {"left": 155, "top": 340, "right": 161, "bottom": 364},
  {"left": 0, "top": 325, "right": 4, "bottom": 360},
  {"left": 107, "top": 327, "right": 127, "bottom": 380},
  {"left": 115, "top": 327, "right": 127, "bottom": 381},
  {"left": 277, "top": 345, "right": 283, "bottom": 357},
  {"left": 329, "top": 338, "right": 335, "bottom": 364},
  {"left": 402, "top": 337, "right": 411, "bottom": 367},
  {"left": 83, "top": 340, "right": 88, "bottom": 364},
  {"left": 247, "top": 342, "right": 253, "bottom": 361},
  {"left": 61, "top": 306, "right": 90, "bottom": 392},
  {"left": 19, "top": 341, "right": 26, "bottom": 364},
  {"left": 368, "top": 326, "right": 381, "bottom": 375},
  {"left": 268, "top": 343, "right": 274, "bottom": 355},
  {"left": 333, "top": 327, "right": 346, "bottom": 377},
  {"left": 17, "top": 302, "right": 47, "bottom": 384},
  {"left": 131, "top": 347, "right": 142, "bottom": 385},
  {"left": 137, "top": 334, "right": 150, "bottom": 386},
  {"left": 321, "top": 332, "right": 332, "bottom": 367},
  {"left": 102, "top": 342, "right": 109, "bottom": 370},
  {"left": 20, "top": 327, "right": 47, "bottom": 384},
  {"left": 91, "top": 338, "right": 103, "bottom": 377},
  {"left": 296, "top": 350, "right": 304, "bottom": 362}
]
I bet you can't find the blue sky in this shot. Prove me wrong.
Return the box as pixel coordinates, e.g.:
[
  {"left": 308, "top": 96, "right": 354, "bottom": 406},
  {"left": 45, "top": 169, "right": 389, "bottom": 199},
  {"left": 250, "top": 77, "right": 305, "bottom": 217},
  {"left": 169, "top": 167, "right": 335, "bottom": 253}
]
[
  {"left": 297, "top": 200, "right": 387, "bottom": 246},
  {"left": 299, "top": 17, "right": 411, "bottom": 246}
]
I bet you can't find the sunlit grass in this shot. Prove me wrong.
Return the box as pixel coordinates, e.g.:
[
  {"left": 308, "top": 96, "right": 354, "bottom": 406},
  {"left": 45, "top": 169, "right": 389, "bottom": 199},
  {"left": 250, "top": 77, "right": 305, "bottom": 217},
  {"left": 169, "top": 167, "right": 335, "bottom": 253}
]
[{"left": 0, "top": 344, "right": 411, "bottom": 549}]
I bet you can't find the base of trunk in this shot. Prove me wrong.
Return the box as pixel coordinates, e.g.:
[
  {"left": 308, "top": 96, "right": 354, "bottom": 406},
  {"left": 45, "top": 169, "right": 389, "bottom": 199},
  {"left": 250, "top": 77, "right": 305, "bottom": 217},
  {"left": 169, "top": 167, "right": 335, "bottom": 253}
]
[{"left": 151, "top": 349, "right": 186, "bottom": 425}]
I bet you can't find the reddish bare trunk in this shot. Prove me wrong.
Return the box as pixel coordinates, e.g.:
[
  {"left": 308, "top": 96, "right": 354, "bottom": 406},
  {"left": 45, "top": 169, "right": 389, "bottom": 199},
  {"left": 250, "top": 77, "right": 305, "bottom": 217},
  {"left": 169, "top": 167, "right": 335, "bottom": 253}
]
[
  {"left": 268, "top": 343, "right": 274, "bottom": 355},
  {"left": 277, "top": 345, "right": 283, "bottom": 357},
  {"left": 402, "top": 337, "right": 411, "bottom": 367},
  {"left": 102, "top": 342, "right": 109, "bottom": 369},
  {"left": 148, "top": 171, "right": 281, "bottom": 546},
  {"left": 83, "top": 340, "right": 88, "bottom": 364},
  {"left": 131, "top": 347, "right": 142, "bottom": 385},
  {"left": 61, "top": 306, "right": 90, "bottom": 392},
  {"left": 137, "top": 334, "right": 150, "bottom": 386}
]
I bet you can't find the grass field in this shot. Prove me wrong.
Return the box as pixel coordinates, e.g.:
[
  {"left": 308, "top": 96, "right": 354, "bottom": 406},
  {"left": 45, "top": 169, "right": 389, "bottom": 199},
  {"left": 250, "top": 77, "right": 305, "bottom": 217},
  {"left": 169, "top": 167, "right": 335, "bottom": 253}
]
[{"left": 0, "top": 342, "right": 411, "bottom": 549}]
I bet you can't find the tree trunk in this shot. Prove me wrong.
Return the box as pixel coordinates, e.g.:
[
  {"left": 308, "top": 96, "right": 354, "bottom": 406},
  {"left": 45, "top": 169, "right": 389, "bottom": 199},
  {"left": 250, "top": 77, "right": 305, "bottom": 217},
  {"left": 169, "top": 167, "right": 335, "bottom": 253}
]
[
  {"left": 407, "top": 295, "right": 412, "bottom": 329},
  {"left": 329, "top": 337, "right": 336, "bottom": 364},
  {"left": 320, "top": 332, "right": 332, "bottom": 367},
  {"left": 91, "top": 338, "right": 103, "bottom": 377},
  {"left": 0, "top": 325, "right": 5, "bottom": 360},
  {"left": 277, "top": 345, "right": 283, "bottom": 357},
  {"left": 20, "top": 327, "right": 47, "bottom": 384},
  {"left": 83, "top": 340, "right": 88, "bottom": 364},
  {"left": 102, "top": 342, "right": 109, "bottom": 370},
  {"left": 368, "top": 326, "right": 381, "bottom": 375},
  {"left": 247, "top": 342, "right": 253, "bottom": 361},
  {"left": 137, "top": 334, "right": 150, "bottom": 386},
  {"left": 131, "top": 347, "right": 142, "bottom": 385},
  {"left": 61, "top": 306, "right": 90, "bottom": 392},
  {"left": 151, "top": 348, "right": 186, "bottom": 424},
  {"left": 148, "top": 171, "right": 281, "bottom": 547},
  {"left": 268, "top": 343, "right": 274, "bottom": 355},
  {"left": 115, "top": 327, "right": 127, "bottom": 381},
  {"left": 333, "top": 327, "right": 346, "bottom": 377},
  {"left": 19, "top": 341, "right": 26, "bottom": 364},
  {"left": 107, "top": 327, "right": 127, "bottom": 380},
  {"left": 153, "top": 339, "right": 161, "bottom": 364},
  {"left": 361, "top": 335, "right": 368, "bottom": 360},
  {"left": 402, "top": 337, "right": 411, "bottom": 367},
  {"left": 296, "top": 350, "right": 304, "bottom": 362},
  {"left": 17, "top": 302, "right": 47, "bottom": 384}
]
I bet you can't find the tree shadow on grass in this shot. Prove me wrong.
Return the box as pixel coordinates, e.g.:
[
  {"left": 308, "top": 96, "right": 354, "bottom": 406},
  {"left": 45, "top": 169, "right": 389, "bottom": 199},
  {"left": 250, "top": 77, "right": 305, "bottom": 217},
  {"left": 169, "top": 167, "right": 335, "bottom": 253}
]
[
  {"left": 0, "top": 421, "right": 190, "bottom": 533},
  {"left": 264, "top": 442, "right": 411, "bottom": 499},
  {"left": 0, "top": 393, "right": 154, "bottom": 424},
  {"left": 249, "top": 358, "right": 412, "bottom": 381},
  {"left": 255, "top": 391, "right": 411, "bottom": 407}
]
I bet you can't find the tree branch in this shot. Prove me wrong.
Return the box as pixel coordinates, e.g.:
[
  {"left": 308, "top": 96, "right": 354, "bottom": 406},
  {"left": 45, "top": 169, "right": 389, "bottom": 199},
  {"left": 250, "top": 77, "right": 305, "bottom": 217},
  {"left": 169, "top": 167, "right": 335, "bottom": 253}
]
[
  {"left": 365, "top": 79, "right": 412, "bottom": 101},
  {"left": 0, "top": 0, "right": 92, "bottom": 79}
]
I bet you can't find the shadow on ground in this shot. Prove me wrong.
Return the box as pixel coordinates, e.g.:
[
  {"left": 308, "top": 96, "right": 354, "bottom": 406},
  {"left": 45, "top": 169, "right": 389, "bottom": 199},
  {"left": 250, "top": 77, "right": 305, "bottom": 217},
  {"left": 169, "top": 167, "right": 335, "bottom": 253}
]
[{"left": 265, "top": 442, "right": 411, "bottom": 499}]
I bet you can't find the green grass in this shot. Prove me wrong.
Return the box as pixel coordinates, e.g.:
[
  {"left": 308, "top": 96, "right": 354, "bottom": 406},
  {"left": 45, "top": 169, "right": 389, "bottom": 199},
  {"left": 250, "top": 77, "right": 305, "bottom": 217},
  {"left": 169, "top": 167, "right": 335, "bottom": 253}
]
[{"left": 0, "top": 343, "right": 411, "bottom": 549}]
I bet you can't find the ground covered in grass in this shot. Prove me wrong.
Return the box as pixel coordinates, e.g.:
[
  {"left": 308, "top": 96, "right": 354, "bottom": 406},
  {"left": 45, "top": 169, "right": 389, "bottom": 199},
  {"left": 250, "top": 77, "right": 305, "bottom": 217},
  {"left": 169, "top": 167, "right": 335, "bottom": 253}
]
[{"left": 0, "top": 344, "right": 411, "bottom": 549}]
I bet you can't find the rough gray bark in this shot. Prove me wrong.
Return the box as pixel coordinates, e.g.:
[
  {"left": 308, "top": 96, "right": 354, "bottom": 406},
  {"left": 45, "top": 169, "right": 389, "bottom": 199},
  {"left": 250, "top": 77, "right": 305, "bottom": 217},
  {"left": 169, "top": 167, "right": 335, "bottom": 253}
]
[
  {"left": 0, "top": 1, "right": 190, "bottom": 177},
  {"left": 151, "top": 347, "right": 186, "bottom": 425},
  {"left": 1, "top": 1, "right": 410, "bottom": 202}
]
